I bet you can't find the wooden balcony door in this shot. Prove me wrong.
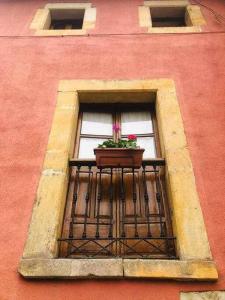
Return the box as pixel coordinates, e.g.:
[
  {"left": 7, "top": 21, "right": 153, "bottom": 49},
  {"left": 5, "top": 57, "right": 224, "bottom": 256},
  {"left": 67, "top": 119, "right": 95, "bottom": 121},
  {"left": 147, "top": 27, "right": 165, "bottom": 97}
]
[{"left": 60, "top": 104, "right": 175, "bottom": 259}]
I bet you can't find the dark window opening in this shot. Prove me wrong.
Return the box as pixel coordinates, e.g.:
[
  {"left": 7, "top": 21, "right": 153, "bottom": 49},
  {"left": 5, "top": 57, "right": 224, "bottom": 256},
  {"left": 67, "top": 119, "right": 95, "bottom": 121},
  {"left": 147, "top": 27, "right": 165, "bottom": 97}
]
[
  {"left": 59, "top": 102, "right": 176, "bottom": 259},
  {"left": 50, "top": 19, "right": 83, "bottom": 29},
  {"left": 151, "top": 6, "right": 186, "bottom": 27},
  {"left": 50, "top": 9, "right": 85, "bottom": 30}
]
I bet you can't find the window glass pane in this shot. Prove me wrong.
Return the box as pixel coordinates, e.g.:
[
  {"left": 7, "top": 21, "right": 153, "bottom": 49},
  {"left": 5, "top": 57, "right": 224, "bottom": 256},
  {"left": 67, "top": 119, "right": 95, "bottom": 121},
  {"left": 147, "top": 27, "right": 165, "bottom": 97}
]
[
  {"left": 137, "top": 137, "right": 156, "bottom": 158},
  {"left": 81, "top": 112, "right": 113, "bottom": 136},
  {"left": 78, "top": 138, "right": 107, "bottom": 159},
  {"left": 121, "top": 111, "right": 153, "bottom": 135}
]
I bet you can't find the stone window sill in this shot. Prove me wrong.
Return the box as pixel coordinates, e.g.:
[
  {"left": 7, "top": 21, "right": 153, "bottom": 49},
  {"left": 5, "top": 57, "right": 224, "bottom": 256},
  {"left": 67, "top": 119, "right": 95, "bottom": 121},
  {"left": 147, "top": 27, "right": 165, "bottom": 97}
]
[{"left": 19, "top": 258, "right": 217, "bottom": 280}]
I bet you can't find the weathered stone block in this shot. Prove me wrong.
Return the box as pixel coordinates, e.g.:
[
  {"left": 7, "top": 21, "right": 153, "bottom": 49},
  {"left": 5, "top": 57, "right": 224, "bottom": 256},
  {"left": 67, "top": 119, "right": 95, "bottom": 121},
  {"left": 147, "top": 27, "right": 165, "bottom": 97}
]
[
  {"left": 22, "top": 172, "right": 68, "bottom": 258},
  {"left": 19, "top": 259, "right": 123, "bottom": 278},
  {"left": 180, "top": 291, "right": 225, "bottom": 300},
  {"left": 123, "top": 259, "right": 218, "bottom": 280},
  {"left": 71, "top": 259, "right": 123, "bottom": 278}
]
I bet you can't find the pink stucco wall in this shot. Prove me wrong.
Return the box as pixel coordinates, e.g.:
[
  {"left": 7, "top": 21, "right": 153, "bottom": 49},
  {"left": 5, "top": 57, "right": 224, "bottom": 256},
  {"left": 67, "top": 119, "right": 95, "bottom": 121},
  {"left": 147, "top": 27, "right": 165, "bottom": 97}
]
[{"left": 0, "top": 0, "right": 225, "bottom": 299}]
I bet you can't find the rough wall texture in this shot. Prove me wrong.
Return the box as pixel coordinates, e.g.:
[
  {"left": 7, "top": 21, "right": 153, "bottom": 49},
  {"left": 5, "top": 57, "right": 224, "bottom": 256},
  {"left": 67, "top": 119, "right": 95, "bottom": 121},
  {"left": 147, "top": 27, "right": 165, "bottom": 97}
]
[{"left": 0, "top": 0, "right": 225, "bottom": 299}]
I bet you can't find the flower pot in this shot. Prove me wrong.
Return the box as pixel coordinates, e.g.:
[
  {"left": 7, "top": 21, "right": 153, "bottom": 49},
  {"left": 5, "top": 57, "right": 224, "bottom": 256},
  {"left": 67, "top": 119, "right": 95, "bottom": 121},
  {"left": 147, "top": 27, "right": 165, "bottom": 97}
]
[{"left": 94, "top": 148, "right": 145, "bottom": 168}]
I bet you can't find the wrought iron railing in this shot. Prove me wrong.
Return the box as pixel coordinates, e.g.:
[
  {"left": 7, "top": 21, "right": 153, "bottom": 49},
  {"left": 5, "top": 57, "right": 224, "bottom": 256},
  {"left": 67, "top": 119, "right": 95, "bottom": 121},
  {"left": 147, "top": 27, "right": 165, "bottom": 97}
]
[{"left": 59, "top": 159, "right": 176, "bottom": 259}]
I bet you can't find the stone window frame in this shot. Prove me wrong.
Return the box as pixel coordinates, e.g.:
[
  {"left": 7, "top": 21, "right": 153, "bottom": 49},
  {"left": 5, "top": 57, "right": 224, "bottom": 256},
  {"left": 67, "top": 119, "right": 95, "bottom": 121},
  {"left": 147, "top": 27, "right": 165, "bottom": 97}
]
[
  {"left": 30, "top": 3, "right": 96, "bottom": 36},
  {"left": 139, "top": 0, "right": 206, "bottom": 33},
  {"left": 19, "top": 79, "right": 217, "bottom": 280}
]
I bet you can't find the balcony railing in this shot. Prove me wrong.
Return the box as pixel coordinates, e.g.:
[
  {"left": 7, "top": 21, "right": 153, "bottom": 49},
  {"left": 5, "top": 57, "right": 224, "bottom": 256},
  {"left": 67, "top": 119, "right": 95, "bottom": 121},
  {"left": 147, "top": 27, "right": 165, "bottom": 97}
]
[{"left": 59, "top": 159, "right": 176, "bottom": 259}]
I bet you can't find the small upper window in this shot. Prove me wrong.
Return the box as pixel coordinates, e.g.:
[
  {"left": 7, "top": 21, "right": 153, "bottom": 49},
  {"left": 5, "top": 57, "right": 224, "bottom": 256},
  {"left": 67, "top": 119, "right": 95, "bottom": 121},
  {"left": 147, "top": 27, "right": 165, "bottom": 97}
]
[
  {"left": 30, "top": 3, "right": 96, "bottom": 36},
  {"left": 139, "top": 1, "right": 206, "bottom": 33},
  {"left": 50, "top": 9, "right": 85, "bottom": 30},
  {"left": 151, "top": 6, "right": 186, "bottom": 28}
]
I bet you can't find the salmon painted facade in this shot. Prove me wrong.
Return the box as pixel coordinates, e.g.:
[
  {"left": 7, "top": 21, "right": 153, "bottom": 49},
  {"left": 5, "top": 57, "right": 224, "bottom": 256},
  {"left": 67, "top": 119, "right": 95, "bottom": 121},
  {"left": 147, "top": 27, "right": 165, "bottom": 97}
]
[{"left": 0, "top": 0, "right": 225, "bottom": 299}]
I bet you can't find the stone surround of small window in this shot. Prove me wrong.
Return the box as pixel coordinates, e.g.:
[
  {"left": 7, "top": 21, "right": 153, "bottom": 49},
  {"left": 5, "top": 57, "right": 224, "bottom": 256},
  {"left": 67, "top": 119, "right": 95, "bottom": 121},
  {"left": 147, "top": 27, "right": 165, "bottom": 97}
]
[
  {"left": 139, "top": 0, "right": 206, "bottom": 33},
  {"left": 30, "top": 3, "right": 96, "bottom": 36}
]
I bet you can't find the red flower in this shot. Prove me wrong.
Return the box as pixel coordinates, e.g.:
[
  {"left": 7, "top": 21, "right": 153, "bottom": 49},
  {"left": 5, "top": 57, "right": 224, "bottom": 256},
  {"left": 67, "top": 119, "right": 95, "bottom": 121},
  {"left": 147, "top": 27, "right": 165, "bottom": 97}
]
[{"left": 128, "top": 134, "right": 137, "bottom": 140}]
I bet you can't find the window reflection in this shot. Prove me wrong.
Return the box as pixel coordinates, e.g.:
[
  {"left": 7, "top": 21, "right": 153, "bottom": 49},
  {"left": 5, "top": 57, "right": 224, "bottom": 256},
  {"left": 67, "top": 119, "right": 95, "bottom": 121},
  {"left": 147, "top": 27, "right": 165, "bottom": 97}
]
[
  {"left": 81, "top": 112, "right": 113, "bottom": 136},
  {"left": 121, "top": 111, "right": 153, "bottom": 135},
  {"left": 137, "top": 137, "right": 156, "bottom": 158},
  {"left": 79, "top": 138, "right": 107, "bottom": 158}
]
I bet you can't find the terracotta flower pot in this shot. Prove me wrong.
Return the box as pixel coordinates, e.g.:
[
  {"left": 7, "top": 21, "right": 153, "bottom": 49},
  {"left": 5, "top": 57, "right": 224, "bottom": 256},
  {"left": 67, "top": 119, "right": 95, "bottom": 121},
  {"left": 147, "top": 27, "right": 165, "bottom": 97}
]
[{"left": 94, "top": 148, "right": 145, "bottom": 168}]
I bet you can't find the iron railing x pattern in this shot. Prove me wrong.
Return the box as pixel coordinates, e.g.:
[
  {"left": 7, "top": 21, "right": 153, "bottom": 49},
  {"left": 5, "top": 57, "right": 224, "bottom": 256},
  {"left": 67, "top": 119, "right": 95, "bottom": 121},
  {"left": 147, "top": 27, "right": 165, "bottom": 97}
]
[{"left": 59, "top": 159, "right": 176, "bottom": 259}]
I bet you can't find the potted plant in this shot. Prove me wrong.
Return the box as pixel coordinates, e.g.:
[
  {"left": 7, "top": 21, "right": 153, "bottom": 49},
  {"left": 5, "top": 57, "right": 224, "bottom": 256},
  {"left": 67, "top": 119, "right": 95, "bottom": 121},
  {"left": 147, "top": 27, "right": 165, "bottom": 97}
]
[{"left": 94, "top": 124, "right": 145, "bottom": 168}]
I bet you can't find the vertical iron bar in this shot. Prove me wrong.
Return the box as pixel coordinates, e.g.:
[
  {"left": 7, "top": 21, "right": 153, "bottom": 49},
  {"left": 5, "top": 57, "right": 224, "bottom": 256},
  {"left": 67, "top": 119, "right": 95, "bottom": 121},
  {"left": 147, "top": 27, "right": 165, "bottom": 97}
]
[
  {"left": 153, "top": 165, "right": 164, "bottom": 237},
  {"left": 108, "top": 168, "right": 113, "bottom": 238},
  {"left": 132, "top": 168, "right": 139, "bottom": 238},
  {"left": 120, "top": 168, "right": 126, "bottom": 238},
  {"left": 143, "top": 165, "right": 152, "bottom": 237},
  {"left": 82, "top": 165, "right": 92, "bottom": 238},
  {"left": 95, "top": 167, "right": 102, "bottom": 238}
]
